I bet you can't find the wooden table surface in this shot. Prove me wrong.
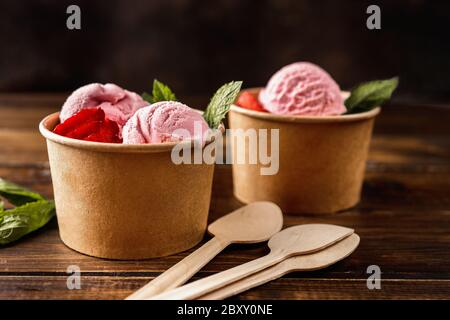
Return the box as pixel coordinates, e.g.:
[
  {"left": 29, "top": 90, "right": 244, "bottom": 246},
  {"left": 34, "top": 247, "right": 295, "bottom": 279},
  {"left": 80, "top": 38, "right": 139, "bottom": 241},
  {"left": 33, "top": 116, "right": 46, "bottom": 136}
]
[{"left": 0, "top": 94, "right": 449, "bottom": 300}]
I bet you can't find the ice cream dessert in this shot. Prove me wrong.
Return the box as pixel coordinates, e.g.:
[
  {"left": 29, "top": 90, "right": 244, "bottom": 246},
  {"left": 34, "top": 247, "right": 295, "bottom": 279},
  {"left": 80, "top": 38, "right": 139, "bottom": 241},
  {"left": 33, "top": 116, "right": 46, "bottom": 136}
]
[
  {"left": 258, "top": 62, "right": 345, "bottom": 116},
  {"left": 237, "top": 62, "right": 398, "bottom": 117},
  {"left": 53, "top": 80, "right": 242, "bottom": 145},
  {"left": 122, "top": 101, "right": 209, "bottom": 144},
  {"left": 60, "top": 83, "right": 148, "bottom": 127},
  {"left": 41, "top": 80, "right": 243, "bottom": 260},
  {"left": 230, "top": 63, "right": 398, "bottom": 214}
]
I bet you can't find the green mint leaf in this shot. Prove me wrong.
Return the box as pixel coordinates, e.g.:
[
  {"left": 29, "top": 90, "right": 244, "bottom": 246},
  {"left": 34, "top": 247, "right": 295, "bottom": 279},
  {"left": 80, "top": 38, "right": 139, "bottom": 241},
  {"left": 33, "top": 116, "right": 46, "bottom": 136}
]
[
  {"left": 0, "top": 200, "right": 55, "bottom": 245},
  {"left": 344, "top": 77, "right": 399, "bottom": 114},
  {"left": 0, "top": 200, "right": 3, "bottom": 211},
  {"left": 141, "top": 79, "right": 177, "bottom": 104},
  {"left": 152, "top": 79, "right": 177, "bottom": 102},
  {"left": 203, "top": 81, "right": 243, "bottom": 129},
  {"left": 141, "top": 92, "right": 154, "bottom": 104},
  {"left": 0, "top": 178, "right": 45, "bottom": 206}
]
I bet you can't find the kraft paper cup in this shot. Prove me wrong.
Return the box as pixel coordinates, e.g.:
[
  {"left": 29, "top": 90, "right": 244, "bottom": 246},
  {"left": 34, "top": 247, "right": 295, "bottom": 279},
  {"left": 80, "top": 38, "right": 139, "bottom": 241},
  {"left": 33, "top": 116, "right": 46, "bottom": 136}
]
[
  {"left": 39, "top": 112, "right": 220, "bottom": 259},
  {"left": 229, "top": 88, "right": 380, "bottom": 214}
]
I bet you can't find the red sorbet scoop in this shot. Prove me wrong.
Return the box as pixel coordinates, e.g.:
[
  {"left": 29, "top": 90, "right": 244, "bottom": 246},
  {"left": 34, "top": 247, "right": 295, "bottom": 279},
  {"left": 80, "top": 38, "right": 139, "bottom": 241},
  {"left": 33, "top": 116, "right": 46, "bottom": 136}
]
[{"left": 53, "top": 108, "right": 122, "bottom": 143}]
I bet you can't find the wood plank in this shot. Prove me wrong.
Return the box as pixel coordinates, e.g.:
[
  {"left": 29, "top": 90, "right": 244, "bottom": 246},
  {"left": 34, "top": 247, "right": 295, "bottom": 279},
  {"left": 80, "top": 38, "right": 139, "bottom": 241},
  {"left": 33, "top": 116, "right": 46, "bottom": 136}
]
[
  {"left": 0, "top": 276, "right": 448, "bottom": 300},
  {"left": 0, "top": 138, "right": 450, "bottom": 209},
  {"left": 233, "top": 278, "right": 450, "bottom": 300},
  {"left": 0, "top": 209, "right": 448, "bottom": 279},
  {"left": 0, "top": 106, "right": 60, "bottom": 130},
  {"left": 3, "top": 162, "right": 449, "bottom": 212},
  {"left": 369, "top": 135, "right": 450, "bottom": 166},
  {"left": 0, "top": 129, "right": 49, "bottom": 165},
  {"left": 373, "top": 105, "right": 450, "bottom": 136}
]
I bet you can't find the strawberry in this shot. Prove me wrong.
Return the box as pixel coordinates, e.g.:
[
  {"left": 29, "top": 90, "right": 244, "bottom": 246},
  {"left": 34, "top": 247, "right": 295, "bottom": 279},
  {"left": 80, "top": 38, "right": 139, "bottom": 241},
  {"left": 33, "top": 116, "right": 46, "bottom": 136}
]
[
  {"left": 97, "top": 119, "right": 122, "bottom": 143},
  {"left": 53, "top": 107, "right": 122, "bottom": 143},
  {"left": 236, "top": 91, "right": 267, "bottom": 112},
  {"left": 85, "top": 122, "right": 122, "bottom": 143},
  {"left": 69, "top": 121, "right": 103, "bottom": 139},
  {"left": 53, "top": 108, "right": 104, "bottom": 135},
  {"left": 85, "top": 132, "right": 116, "bottom": 143}
]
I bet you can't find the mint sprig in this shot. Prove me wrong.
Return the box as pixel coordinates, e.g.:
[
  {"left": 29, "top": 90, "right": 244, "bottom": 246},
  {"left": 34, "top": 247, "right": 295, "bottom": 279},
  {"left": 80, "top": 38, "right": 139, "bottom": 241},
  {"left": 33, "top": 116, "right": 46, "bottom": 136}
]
[
  {"left": 0, "top": 178, "right": 55, "bottom": 245},
  {"left": 0, "top": 178, "right": 45, "bottom": 206},
  {"left": 142, "top": 79, "right": 177, "bottom": 104},
  {"left": 0, "top": 200, "right": 55, "bottom": 245},
  {"left": 141, "top": 92, "right": 153, "bottom": 104},
  {"left": 345, "top": 77, "right": 399, "bottom": 114},
  {"left": 203, "top": 81, "right": 243, "bottom": 129}
]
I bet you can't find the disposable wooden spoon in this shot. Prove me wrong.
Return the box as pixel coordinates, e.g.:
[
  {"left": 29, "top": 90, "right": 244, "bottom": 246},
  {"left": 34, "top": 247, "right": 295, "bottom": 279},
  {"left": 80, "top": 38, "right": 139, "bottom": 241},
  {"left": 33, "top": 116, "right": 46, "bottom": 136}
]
[
  {"left": 126, "top": 201, "right": 283, "bottom": 300},
  {"left": 200, "top": 233, "right": 360, "bottom": 300},
  {"left": 149, "top": 224, "right": 354, "bottom": 300}
]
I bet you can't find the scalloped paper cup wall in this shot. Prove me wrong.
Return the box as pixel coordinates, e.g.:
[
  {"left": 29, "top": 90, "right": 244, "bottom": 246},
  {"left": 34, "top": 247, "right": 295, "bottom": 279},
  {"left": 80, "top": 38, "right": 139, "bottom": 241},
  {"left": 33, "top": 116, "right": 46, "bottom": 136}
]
[
  {"left": 229, "top": 88, "right": 380, "bottom": 214},
  {"left": 40, "top": 112, "right": 218, "bottom": 259}
]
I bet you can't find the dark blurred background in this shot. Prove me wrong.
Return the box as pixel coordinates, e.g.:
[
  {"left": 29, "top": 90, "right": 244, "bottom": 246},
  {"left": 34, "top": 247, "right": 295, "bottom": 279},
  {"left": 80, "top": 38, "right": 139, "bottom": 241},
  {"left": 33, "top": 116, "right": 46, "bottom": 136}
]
[{"left": 0, "top": 0, "right": 449, "bottom": 105}]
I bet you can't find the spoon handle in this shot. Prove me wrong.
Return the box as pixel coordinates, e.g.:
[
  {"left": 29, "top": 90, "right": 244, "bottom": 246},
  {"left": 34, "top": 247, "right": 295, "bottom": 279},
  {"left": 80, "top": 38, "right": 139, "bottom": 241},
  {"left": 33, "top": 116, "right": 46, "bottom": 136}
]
[
  {"left": 149, "top": 252, "right": 284, "bottom": 300},
  {"left": 126, "top": 237, "right": 229, "bottom": 300},
  {"left": 199, "top": 263, "right": 287, "bottom": 300}
]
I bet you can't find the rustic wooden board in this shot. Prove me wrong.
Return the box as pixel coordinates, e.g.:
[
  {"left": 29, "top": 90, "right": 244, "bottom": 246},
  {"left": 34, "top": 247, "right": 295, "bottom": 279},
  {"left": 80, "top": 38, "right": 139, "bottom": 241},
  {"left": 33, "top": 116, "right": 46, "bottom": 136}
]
[
  {"left": 0, "top": 94, "right": 449, "bottom": 299},
  {"left": 0, "top": 276, "right": 448, "bottom": 300}
]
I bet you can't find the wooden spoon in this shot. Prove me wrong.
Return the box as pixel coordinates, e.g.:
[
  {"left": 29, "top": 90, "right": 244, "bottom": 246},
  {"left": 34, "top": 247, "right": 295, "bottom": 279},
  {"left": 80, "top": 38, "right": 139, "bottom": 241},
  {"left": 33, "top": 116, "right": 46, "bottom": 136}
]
[
  {"left": 200, "top": 233, "right": 360, "bottom": 300},
  {"left": 126, "top": 201, "right": 283, "bottom": 300},
  {"left": 149, "top": 224, "right": 354, "bottom": 300}
]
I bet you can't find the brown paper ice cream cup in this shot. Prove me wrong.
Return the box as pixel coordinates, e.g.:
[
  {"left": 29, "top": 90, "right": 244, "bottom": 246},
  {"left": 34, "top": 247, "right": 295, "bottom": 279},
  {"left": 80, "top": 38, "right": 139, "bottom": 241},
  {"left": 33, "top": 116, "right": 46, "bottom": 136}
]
[
  {"left": 229, "top": 88, "right": 380, "bottom": 215},
  {"left": 39, "top": 112, "right": 220, "bottom": 259}
]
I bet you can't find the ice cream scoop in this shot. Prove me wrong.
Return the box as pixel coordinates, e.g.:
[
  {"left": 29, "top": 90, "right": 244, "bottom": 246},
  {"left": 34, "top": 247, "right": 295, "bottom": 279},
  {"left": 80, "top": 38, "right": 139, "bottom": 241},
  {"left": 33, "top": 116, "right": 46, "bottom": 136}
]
[
  {"left": 122, "top": 101, "right": 210, "bottom": 144},
  {"left": 259, "top": 62, "right": 345, "bottom": 116},
  {"left": 60, "top": 83, "right": 148, "bottom": 127}
]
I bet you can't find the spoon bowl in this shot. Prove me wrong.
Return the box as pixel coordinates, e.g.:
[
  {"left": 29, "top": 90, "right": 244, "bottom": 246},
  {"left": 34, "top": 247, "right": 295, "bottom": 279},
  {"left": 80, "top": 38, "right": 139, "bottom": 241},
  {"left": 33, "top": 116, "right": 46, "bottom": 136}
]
[
  {"left": 268, "top": 224, "right": 354, "bottom": 256},
  {"left": 281, "top": 233, "right": 360, "bottom": 271},
  {"left": 208, "top": 201, "right": 283, "bottom": 243}
]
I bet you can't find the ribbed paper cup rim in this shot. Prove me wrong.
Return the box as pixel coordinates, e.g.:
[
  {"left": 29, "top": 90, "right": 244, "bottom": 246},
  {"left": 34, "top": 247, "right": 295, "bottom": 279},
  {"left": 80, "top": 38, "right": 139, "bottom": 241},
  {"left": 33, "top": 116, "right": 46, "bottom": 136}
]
[
  {"left": 231, "top": 88, "right": 380, "bottom": 123},
  {"left": 39, "top": 111, "right": 223, "bottom": 154}
]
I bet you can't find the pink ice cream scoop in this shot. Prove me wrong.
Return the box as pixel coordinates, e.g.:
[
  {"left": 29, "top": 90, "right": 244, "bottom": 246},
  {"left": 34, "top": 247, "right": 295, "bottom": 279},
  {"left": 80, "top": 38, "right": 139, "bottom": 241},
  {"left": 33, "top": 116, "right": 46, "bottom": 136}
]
[
  {"left": 122, "top": 101, "right": 210, "bottom": 144},
  {"left": 60, "top": 83, "right": 148, "bottom": 126},
  {"left": 259, "top": 62, "right": 346, "bottom": 116}
]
